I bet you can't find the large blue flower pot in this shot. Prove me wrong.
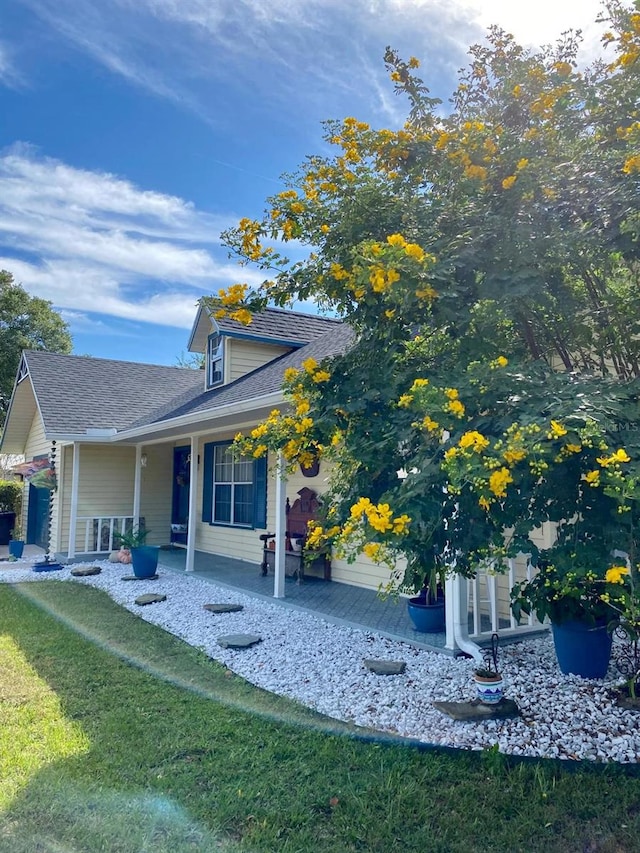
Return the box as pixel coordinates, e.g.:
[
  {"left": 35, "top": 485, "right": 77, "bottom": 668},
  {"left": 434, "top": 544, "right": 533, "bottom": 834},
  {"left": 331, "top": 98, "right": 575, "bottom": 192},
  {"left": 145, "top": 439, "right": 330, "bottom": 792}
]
[
  {"left": 552, "top": 620, "right": 612, "bottom": 679},
  {"left": 407, "top": 597, "right": 445, "bottom": 633},
  {"left": 131, "top": 545, "right": 160, "bottom": 578},
  {"left": 8, "top": 540, "right": 25, "bottom": 558}
]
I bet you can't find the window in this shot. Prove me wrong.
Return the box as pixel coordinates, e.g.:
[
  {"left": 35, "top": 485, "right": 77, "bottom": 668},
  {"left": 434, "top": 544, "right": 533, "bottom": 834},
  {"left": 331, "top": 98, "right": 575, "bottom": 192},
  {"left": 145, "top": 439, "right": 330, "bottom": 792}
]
[
  {"left": 202, "top": 442, "right": 267, "bottom": 528},
  {"left": 207, "top": 333, "right": 224, "bottom": 387}
]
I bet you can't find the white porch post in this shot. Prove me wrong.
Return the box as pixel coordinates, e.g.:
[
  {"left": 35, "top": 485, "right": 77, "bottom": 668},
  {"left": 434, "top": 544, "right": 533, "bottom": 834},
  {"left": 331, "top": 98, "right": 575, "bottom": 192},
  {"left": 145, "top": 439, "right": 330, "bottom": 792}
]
[
  {"left": 186, "top": 435, "right": 197, "bottom": 572},
  {"left": 133, "top": 445, "right": 142, "bottom": 528},
  {"left": 67, "top": 442, "right": 80, "bottom": 559},
  {"left": 273, "top": 452, "right": 286, "bottom": 598}
]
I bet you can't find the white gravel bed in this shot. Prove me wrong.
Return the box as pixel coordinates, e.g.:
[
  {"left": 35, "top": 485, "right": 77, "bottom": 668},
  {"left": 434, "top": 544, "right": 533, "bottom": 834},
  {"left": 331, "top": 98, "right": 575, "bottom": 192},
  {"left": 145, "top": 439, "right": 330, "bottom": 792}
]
[{"left": 2, "top": 559, "right": 639, "bottom": 764}]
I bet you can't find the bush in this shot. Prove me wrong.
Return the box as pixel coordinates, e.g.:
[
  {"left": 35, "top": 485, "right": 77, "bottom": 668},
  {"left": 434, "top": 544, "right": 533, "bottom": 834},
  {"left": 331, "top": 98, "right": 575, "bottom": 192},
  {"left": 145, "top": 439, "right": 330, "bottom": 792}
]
[{"left": 0, "top": 480, "right": 22, "bottom": 514}]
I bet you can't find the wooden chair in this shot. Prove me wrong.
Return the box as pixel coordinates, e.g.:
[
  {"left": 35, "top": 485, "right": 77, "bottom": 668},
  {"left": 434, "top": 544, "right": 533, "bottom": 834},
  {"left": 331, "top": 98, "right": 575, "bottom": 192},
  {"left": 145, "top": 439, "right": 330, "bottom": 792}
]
[{"left": 259, "top": 486, "right": 331, "bottom": 582}]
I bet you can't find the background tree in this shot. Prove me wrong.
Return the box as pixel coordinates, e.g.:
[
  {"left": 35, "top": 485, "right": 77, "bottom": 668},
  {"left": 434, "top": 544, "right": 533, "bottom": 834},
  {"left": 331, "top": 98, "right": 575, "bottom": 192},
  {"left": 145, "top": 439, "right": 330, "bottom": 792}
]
[
  {"left": 0, "top": 270, "right": 73, "bottom": 427},
  {"left": 212, "top": 1, "right": 640, "bottom": 590}
]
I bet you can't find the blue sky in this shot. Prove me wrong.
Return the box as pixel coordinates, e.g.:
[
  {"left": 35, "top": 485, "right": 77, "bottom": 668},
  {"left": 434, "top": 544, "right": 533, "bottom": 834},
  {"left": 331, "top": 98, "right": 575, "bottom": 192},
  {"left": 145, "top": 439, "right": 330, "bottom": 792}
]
[{"left": 0, "top": 0, "right": 608, "bottom": 365}]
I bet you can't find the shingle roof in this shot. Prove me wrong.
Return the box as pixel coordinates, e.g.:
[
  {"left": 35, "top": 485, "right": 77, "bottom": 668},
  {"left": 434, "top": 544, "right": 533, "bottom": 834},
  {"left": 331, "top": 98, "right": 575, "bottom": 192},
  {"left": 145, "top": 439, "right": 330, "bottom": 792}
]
[
  {"left": 216, "top": 307, "right": 342, "bottom": 344},
  {"left": 25, "top": 350, "right": 204, "bottom": 435},
  {"left": 136, "top": 323, "right": 355, "bottom": 428},
  {"left": 22, "top": 311, "right": 355, "bottom": 438}
]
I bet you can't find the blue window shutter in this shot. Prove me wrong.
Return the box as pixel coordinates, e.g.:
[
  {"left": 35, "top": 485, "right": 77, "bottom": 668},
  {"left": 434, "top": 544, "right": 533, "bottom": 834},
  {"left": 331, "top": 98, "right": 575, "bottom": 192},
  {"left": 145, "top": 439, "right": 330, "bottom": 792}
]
[
  {"left": 253, "top": 455, "right": 267, "bottom": 529},
  {"left": 202, "top": 442, "right": 214, "bottom": 522}
]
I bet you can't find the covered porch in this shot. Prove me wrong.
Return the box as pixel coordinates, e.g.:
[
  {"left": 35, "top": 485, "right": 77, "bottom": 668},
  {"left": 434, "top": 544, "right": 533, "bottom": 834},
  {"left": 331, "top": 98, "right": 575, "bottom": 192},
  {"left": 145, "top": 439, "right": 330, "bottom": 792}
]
[{"left": 155, "top": 547, "right": 547, "bottom": 656}]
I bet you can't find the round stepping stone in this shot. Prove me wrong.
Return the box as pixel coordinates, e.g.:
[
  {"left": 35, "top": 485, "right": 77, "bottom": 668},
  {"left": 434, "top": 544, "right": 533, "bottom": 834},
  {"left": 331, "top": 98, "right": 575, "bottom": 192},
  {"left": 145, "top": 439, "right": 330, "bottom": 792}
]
[
  {"left": 203, "top": 603, "right": 244, "bottom": 614},
  {"left": 217, "top": 634, "right": 262, "bottom": 649},
  {"left": 70, "top": 566, "right": 102, "bottom": 577},
  {"left": 135, "top": 593, "right": 167, "bottom": 606},
  {"left": 121, "top": 574, "right": 159, "bottom": 581},
  {"left": 363, "top": 659, "right": 407, "bottom": 675}
]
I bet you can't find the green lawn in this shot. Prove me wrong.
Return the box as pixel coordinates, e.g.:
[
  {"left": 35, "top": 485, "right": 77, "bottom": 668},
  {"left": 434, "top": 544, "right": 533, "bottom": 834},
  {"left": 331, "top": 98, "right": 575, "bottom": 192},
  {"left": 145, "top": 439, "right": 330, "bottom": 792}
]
[{"left": 1, "top": 581, "right": 640, "bottom": 852}]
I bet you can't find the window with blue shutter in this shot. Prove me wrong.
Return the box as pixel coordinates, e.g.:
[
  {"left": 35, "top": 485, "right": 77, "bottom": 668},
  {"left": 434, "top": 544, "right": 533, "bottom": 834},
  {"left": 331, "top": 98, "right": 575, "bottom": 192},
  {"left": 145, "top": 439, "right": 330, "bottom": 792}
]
[{"left": 202, "top": 441, "right": 267, "bottom": 528}]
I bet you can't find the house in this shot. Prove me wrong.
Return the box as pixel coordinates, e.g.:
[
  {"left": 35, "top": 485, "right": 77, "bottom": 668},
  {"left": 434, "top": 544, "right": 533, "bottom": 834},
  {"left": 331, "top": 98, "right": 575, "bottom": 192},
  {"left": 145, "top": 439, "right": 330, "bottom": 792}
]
[
  {"left": 0, "top": 305, "right": 394, "bottom": 589},
  {"left": 1, "top": 303, "right": 542, "bottom": 654}
]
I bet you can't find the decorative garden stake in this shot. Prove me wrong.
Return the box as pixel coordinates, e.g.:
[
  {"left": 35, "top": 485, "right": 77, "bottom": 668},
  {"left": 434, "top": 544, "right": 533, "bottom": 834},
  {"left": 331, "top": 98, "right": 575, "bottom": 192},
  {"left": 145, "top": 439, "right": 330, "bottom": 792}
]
[{"left": 474, "top": 633, "right": 504, "bottom": 705}]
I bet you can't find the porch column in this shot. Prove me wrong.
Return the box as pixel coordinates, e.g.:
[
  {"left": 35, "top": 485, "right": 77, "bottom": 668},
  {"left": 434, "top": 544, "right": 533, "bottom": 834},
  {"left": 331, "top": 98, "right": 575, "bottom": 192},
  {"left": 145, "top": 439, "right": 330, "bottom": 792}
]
[
  {"left": 185, "top": 435, "right": 197, "bottom": 572},
  {"left": 273, "top": 452, "right": 286, "bottom": 598},
  {"left": 133, "top": 445, "right": 143, "bottom": 528},
  {"left": 67, "top": 442, "right": 80, "bottom": 559}
]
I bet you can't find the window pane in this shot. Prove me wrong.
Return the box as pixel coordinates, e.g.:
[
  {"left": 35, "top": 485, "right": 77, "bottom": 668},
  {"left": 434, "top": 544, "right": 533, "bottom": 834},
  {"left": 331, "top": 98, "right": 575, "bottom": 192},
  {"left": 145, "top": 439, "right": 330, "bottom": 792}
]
[
  {"left": 214, "top": 446, "right": 233, "bottom": 482},
  {"left": 213, "top": 484, "right": 231, "bottom": 523},
  {"left": 233, "top": 484, "right": 253, "bottom": 525},
  {"left": 233, "top": 458, "right": 252, "bottom": 482}
]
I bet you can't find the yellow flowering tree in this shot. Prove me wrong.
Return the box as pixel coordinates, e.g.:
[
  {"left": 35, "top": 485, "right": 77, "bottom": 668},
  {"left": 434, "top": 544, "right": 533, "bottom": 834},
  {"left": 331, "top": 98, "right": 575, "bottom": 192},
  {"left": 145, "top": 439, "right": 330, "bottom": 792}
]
[{"left": 212, "top": 2, "right": 640, "bottom": 597}]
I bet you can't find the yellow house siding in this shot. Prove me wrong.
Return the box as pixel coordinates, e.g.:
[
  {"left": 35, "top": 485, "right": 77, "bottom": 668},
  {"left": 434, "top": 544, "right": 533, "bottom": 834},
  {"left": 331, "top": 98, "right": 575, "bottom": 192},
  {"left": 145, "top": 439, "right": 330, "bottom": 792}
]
[
  {"left": 227, "top": 339, "right": 291, "bottom": 383},
  {"left": 62, "top": 445, "right": 136, "bottom": 553},
  {"left": 140, "top": 443, "right": 174, "bottom": 546}
]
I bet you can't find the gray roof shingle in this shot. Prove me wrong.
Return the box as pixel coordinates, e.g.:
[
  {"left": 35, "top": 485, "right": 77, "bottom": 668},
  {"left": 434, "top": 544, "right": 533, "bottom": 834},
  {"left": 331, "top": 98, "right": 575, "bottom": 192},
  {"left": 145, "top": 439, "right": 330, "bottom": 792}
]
[
  {"left": 216, "top": 307, "right": 342, "bottom": 344},
  {"left": 24, "top": 313, "right": 354, "bottom": 437},
  {"left": 137, "top": 323, "right": 355, "bottom": 428},
  {"left": 25, "top": 351, "right": 204, "bottom": 435}
]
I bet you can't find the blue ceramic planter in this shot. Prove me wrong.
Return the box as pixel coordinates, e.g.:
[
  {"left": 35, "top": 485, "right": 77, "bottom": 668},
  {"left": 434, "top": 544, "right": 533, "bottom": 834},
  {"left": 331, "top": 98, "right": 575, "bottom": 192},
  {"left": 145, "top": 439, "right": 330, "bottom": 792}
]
[
  {"left": 131, "top": 545, "right": 160, "bottom": 578},
  {"left": 8, "top": 539, "right": 25, "bottom": 558},
  {"left": 552, "top": 619, "right": 612, "bottom": 679},
  {"left": 407, "top": 597, "right": 445, "bottom": 633}
]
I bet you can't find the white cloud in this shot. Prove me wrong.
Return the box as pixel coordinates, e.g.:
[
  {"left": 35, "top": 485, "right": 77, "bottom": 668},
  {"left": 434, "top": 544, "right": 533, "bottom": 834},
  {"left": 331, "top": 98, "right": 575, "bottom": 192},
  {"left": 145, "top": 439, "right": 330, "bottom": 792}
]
[
  {"left": 0, "top": 39, "right": 24, "bottom": 88},
  {"left": 0, "top": 149, "right": 266, "bottom": 328},
  {"left": 19, "top": 0, "right": 613, "bottom": 134}
]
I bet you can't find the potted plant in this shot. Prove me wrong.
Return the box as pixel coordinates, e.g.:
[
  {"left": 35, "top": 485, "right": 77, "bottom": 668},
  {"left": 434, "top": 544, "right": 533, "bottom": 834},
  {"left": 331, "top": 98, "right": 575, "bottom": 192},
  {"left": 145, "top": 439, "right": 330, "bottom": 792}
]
[
  {"left": 510, "top": 549, "right": 617, "bottom": 679},
  {"left": 115, "top": 527, "right": 159, "bottom": 578},
  {"left": 8, "top": 518, "right": 25, "bottom": 559},
  {"left": 405, "top": 552, "right": 445, "bottom": 633},
  {"left": 473, "top": 634, "right": 503, "bottom": 703}
]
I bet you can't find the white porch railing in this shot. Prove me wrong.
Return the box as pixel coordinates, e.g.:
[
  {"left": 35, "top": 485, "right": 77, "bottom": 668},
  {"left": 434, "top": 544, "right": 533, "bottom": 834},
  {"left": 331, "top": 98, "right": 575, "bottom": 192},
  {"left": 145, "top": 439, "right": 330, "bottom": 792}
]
[
  {"left": 75, "top": 516, "right": 136, "bottom": 553},
  {"left": 446, "top": 553, "right": 545, "bottom": 657}
]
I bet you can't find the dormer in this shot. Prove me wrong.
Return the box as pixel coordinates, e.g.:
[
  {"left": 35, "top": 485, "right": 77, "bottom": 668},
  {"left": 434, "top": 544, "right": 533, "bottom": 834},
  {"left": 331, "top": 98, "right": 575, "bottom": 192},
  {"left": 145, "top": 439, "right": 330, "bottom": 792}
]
[{"left": 187, "top": 304, "right": 343, "bottom": 390}]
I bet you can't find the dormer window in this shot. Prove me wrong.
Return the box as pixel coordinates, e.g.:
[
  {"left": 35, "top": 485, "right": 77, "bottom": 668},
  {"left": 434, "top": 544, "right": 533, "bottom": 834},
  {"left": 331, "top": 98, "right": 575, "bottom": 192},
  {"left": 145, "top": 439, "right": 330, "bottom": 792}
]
[{"left": 207, "top": 333, "right": 224, "bottom": 387}]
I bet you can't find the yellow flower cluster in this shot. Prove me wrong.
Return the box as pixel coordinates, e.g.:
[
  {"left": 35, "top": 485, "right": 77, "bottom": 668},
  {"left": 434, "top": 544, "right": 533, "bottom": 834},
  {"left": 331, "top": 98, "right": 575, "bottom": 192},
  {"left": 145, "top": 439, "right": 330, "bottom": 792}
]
[
  {"left": 349, "top": 497, "right": 410, "bottom": 535},
  {"left": 488, "top": 466, "right": 513, "bottom": 498},
  {"left": 605, "top": 565, "right": 630, "bottom": 585},
  {"left": 597, "top": 449, "right": 631, "bottom": 467},
  {"left": 459, "top": 431, "right": 489, "bottom": 452}
]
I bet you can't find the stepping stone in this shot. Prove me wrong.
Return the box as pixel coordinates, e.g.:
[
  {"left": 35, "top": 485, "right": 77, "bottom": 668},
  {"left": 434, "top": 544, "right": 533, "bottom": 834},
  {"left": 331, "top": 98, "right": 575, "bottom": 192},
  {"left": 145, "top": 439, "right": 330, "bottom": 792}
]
[
  {"left": 121, "top": 574, "right": 159, "bottom": 581},
  {"left": 70, "top": 566, "right": 102, "bottom": 577},
  {"left": 364, "top": 659, "right": 407, "bottom": 675},
  {"left": 217, "top": 634, "right": 262, "bottom": 649},
  {"left": 33, "top": 561, "right": 64, "bottom": 572},
  {"left": 204, "top": 603, "right": 244, "bottom": 614},
  {"left": 433, "top": 699, "right": 520, "bottom": 722},
  {"left": 135, "top": 593, "right": 167, "bottom": 606}
]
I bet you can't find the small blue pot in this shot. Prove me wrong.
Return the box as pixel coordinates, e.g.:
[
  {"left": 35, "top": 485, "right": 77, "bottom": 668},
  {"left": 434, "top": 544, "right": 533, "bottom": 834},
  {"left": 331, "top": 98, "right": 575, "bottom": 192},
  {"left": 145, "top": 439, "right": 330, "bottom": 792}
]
[
  {"left": 131, "top": 545, "right": 160, "bottom": 578},
  {"left": 8, "top": 540, "right": 25, "bottom": 558},
  {"left": 407, "top": 597, "right": 445, "bottom": 633},
  {"left": 552, "top": 619, "right": 612, "bottom": 679}
]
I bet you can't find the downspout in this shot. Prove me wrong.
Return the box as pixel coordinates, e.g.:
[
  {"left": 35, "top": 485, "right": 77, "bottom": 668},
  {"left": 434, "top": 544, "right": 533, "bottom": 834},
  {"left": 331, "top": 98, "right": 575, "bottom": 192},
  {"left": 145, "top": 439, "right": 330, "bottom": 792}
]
[{"left": 445, "top": 573, "right": 484, "bottom": 663}]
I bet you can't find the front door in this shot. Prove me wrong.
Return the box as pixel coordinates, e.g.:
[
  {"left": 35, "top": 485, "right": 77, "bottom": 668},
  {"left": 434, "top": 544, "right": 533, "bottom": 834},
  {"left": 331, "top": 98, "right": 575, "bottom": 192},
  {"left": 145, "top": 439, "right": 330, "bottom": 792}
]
[
  {"left": 171, "top": 446, "right": 190, "bottom": 546},
  {"left": 27, "top": 483, "right": 50, "bottom": 548}
]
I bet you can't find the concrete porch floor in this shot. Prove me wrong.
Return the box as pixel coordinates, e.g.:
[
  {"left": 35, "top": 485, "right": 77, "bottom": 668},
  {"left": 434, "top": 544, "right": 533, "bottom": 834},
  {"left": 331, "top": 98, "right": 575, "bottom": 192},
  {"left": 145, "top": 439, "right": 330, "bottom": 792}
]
[{"left": 157, "top": 547, "right": 451, "bottom": 654}]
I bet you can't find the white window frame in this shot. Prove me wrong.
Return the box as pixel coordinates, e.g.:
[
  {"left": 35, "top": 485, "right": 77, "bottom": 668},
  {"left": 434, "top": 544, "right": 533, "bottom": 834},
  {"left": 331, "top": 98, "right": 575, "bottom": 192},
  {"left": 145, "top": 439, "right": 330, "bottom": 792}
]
[
  {"left": 208, "top": 333, "right": 224, "bottom": 387},
  {"left": 212, "top": 444, "right": 254, "bottom": 526}
]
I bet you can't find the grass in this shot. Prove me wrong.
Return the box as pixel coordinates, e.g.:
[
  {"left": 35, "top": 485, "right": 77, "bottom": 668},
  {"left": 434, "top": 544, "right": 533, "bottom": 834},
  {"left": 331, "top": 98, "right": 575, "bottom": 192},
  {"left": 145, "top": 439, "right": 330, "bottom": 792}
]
[{"left": 1, "top": 582, "right": 640, "bottom": 852}]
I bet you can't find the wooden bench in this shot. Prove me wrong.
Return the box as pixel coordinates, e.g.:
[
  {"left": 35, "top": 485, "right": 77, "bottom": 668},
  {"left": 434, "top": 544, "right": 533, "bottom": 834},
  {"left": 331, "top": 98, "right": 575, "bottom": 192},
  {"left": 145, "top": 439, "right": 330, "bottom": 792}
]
[{"left": 259, "top": 486, "right": 331, "bottom": 582}]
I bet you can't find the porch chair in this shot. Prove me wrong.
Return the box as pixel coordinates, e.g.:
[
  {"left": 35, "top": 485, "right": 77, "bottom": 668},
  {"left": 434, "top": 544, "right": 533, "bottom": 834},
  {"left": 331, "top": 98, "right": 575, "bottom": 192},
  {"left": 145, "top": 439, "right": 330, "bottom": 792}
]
[{"left": 259, "top": 486, "right": 331, "bottom": 582}]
